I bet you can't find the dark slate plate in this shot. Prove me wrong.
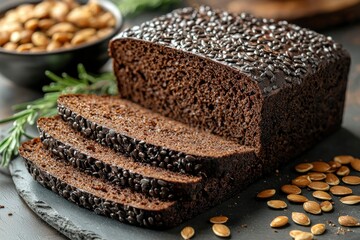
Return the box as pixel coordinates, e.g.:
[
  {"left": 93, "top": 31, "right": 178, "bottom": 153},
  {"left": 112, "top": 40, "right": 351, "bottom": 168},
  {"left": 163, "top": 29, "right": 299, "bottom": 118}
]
[{"left": 9, "top": 128, "right": 360, "bottom": 240}]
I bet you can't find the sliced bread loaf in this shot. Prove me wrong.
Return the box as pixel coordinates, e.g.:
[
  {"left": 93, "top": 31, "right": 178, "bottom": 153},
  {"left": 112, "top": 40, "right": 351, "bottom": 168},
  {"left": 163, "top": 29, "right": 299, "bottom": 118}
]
[
  {"left": 37, "top": 116, "right": 203, "bottom": 200},
  {"left": 57, "top": 94, "right": 258, "bottom": 176}
]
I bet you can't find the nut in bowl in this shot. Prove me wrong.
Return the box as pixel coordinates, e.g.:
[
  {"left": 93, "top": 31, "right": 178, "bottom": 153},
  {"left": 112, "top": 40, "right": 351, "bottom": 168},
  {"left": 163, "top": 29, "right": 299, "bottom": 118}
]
[{"left": 0, "top": 0, "right": 122, "bottom": 88}]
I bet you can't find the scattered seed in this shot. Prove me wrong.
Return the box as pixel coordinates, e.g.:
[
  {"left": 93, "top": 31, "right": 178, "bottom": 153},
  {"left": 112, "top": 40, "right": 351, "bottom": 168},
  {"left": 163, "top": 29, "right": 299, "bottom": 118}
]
[
  {"left": 334, "top": 155, "right": 354, "bottom": 165},
  {"left": 320, "top": 201, "right": 333, "bottom": 212},
  {"left": 292, "top": 175, "right": 311, "bottom": 188},
  {"left": 292, "top": 212, "right": 311, "bottom": 226},
  {"left": 270, "top": 216, "right": 289, "bottom": 228},
  {"left": 350, "top": 158, "right": 360, "bottom": 171},
  {"left": 294, "top": 231, "right": 314, "bottom": 240},
  {"left": 311, "top": 161, "right": 331, "bottom": 172},
  {"left": 307, "top": 181, "right": 330, "bottom": 191},
  {"left": 287, "top": 194, "right": 309, "bottom": 203},
  {"left": 339, "top": 195, "right": 360, "bottom": 205},
  {"left": 289, "top": 229, "right": 303, "bottom": 238},
  {"left": 212, "top": 223, "right": 231, "bottom": 237},
  {"left": 181, "top": 226, "right": 195, "bottom": 239},
  {"left": 329, "top": 186, "right": 352, "bottom": 196},
  {"left": 267, "top": 200, "right": 287, "bottom": 209},
  {"left": 295, "top": 163, "right": 313, "bottom": 173},
  {"left": 210, "top": 216, "right": 228, "bottom": 224},
  {"left": 336, "top": 166, "right": 350, "bottom": 176},
  {"left": 338, "top": 216, "right": 360, "bottom": 227},
  {"left": 308, "top": 172, "right": 326, "bottom": 181},
  {"left": 325, "top": 173, "right": 340, "bottom": 185},
  {"left": 257, "top": 189, "right": 276, "bottom": 199},
  {"left": 328, "top": 160, "right": 342, "bottom": 170},
  {"left": 303, "top": 201, "right": 321, "bottom": 215},
  {"left": 342, "top": 175, "right": 360, "bottom": 185},
  {"left": 312, "top": 191, "right": 332, "bottom": 200},
  {"left": 311, "top": 223, "right": 326, "bottom": 235},
  {"left": 281, "top": 185, "right": 301, "bottom": 195}
]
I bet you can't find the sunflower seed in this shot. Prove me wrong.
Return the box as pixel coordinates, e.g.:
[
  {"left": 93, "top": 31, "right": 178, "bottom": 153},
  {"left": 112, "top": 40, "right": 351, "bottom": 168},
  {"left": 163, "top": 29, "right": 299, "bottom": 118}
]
[
  {"left": 342, "top": 175, "right": 360, "bottom": 185},
  {"left": 287, "top": 194, "right": 309, "bottom": 203},
  {"left": 311, "top": 161, "right": 331, "bottom": 172},
  {"left": 308, "top": 172, "right": 326, "bottom": 181},
  {"left": 303, "top": 201, "right": 321, "bottom": 215},
  {"left": 339, "top": 195, "right": 360, "bottom": 205},
  {"left": 181, "top": 226, "right": 195, "bottom": 239},
  {"left": 295, "top": 163, "right": 313, "bottom": 173},
  {"left": 334, "top": 155, "right": 354, "bottom": 164},
  {"left": 292, "top": 175, "right": 311, "bottom": 188},
  {"left": 312, "top": 191, "right": 332, "bottom": 200},
  {"left": 210, "top": 216, "right": 228, "bottom": 224},
  {"left": 350, "top": 158, "right": 360, "bottom": 171},
  {"left": 307, "top": 181, "right": 330, "bottom": 191},
  {"left": 270, "top": 216, "right": 289, "bottom": 228},
  {"left": 330, "top": 185, "right": 352, "bottom": 195},
  {"left": 320, "top": 201, "right": 333, "bottom": 212},
  {"left": 325, "top": 173, "right": 340, "bottom": 185},
  {"left": 257, "top": 189, "right": 276, "bottom": 199},
  {"left": 267, "top": 200, "right": 287, "bottom": 209},
  {"left": 311, "top": 223, "right": 326, "bottom": 235},
  {"left": 338, "top": 215, "right": 360, "bottom": 227},
  {"left": 336, "top": 166, "right": 350, "bottom": 176},
  {"left": 292, "top": 212, "right": 311, "bottom": 226},
  {"left": 281, "top": 184, "right": 301, "bottom": 195},
  {"left": 212, "top": 223, "right": 231, "bottom": 237}
]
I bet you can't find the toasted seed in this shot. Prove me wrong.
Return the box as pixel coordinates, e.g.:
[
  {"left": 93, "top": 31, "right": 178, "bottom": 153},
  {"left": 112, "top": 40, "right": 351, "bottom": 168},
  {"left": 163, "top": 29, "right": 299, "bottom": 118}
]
[
  {"left": 289, "top": 229, "right": 304, "bottom": 238},
  {"left": 281, "top": 184, "right": 301, "bottom": 195},
  {"left": 350, "top": 158, "right": 360, "bottom": 171},
  {"left": 270, "top": 216, "right": 288, "bottom": 228},
  {"left": 328, "top": 160, "right": 342, "bottom": 169},
  {"left": 336, "top": 166, "right": 350, "bottom": 176},
  {"left": 308, "top": 172, "right": 326, "bottom": 181},
  {"left": 334, "top": 155, "right": 354, "bottom": 164},
  {"left": 303, "top": 201, "right": 321, "bottom": 215},
  {"left": 292, "top": 212, "right": 311, "bottom": 226},
  {"left": 311, "top": 223, "right": 326, "bottom": 235},
  {"left": 338, "top": 216, "right": 360, "bottom": 227},
  {"left": 295, "top": 163, "right": 313, "bottom": 173},
  {"left": 210, "top": 216, "right": 228, "bottom": 224},
  {"left": 46, "top": 41, "right": 62, "bottom": 51},
  {"left": 325, "top": 173, "right": 340, "bottom": 185},
  {"left": 16, "top": 43, "right": 33, "bottom": 52},
  {"left": 52, "top": 32, "right": 73, "bottom": 43},
  {"left": 267, "top": 200, "right": 287, "bottom": 209},
  {"left": 181, "top": 226, "right": 195, "bottom": 239},
  {"left": 342, "top": 175, "right": 360, "bottom": 185},
  {"left": 212, "top": 223, "right": 231, "bottom": 237},
  {"left": 329, "top": 186, "right": 352, "bottom": 195},
  {"left": 3, "top": 42, "right": 18, "bottom": 51},
  {"left": 294, "top": 231, "right": 313, "bottom": 240},
  {"left": 257, "top": 189, "right": 276, "bottom": 199},
  {"left": 24, "top": 19, "right": 39, "bottom": 31},
  {"left": 287, "top": 194, "right": 309, "bottom": 203},
  {"left": 339, "top": 195, "right": 360, "bottom": 205},
  {"left": 32, "top": 32, "right": 49, "bottom": 47},
  {"left": 312, "top": 191, "right": 332, "bottom": 200},
  {"left": 307, "top": 181, "right": 330, "bottom": 191},
  {"left": 320, "top": 201, "right": 333, "bottom": 212},
  {"left": 292, "top": 175, "right": 311, "bottom": 188},
  {"left": 47, "top": 22, "right": 77, "bottom": 36},
  {"left": 311, "top": 161, "right": 331, "bottom": 172}
]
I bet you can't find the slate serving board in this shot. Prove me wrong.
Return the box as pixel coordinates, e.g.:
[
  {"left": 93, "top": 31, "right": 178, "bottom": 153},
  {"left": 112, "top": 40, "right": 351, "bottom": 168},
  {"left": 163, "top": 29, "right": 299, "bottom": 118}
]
[{"left": 9, "top": 127, "right": 360, "bottom": 240}]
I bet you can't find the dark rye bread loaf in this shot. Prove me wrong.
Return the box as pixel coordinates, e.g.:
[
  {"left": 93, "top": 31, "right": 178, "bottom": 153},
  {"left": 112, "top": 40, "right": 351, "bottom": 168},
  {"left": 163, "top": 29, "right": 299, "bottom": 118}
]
[
  {"left": 37, "top": 116, "right": 203, "bottom": 200},
  {"left": 57, "top": 94, "right": 259, "bottom": 176},
  {"left": 109, "top": 6, "right": 350, "bottom": 168},
  {"left": 19, "top": 139, "right": 261, "bottom": 228}
]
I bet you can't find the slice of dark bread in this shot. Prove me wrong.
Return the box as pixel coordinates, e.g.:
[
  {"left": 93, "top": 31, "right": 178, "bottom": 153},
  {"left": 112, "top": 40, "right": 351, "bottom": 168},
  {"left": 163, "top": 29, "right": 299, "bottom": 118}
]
[
  {"left": 19, "top": 139, "right": 261, "bottom": 228},
  {"left": 57, "top": 94, "right": 258, "bottom": 176},
  {"left": 37, "top": 116, "right": 203, "bottom": 200},
  {"left": 109, "top": 6, "right": 350, "bottom": 170}
]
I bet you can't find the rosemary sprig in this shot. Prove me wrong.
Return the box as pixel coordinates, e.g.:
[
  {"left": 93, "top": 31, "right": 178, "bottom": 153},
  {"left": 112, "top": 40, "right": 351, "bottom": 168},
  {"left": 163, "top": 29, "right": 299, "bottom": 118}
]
[{"left": 0, "top": 64, "right": 117, "bottom": 167}]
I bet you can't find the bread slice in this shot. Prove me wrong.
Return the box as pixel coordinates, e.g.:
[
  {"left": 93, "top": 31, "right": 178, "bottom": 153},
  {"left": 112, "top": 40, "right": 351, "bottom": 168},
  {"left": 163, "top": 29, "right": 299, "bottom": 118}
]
[
  {"left": 37, "top": 116, "right": 203, "bottom": 200},
  {"left": 57, "top": 94, "right": 258, "bottom": 176},
  {"left": 19, "top": 139, "right": 261, "bottom": 228}
]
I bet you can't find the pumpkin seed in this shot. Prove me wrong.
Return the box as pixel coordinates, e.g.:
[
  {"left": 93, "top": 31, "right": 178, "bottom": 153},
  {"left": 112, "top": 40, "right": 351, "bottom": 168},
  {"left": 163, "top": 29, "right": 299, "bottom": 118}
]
[
  {"left": 303, "top": 201, "right": 321, "bottom": 215},
  {"left": 311, "top": 161, "right": 331, "bottom": 172},
  {"left": 340, "top": 195, "right": 360, "bottom": 205},
  {"left": 292, "top": 212, "right": 311, "bottom": 226},
  {"left": 267, "top": 200, "right": 287, "bottom": 209},
  {"left": 287, "top": 194, "right": 309, "bottom": 203},
  {"left": 350, "top": 158, "right": 360, "bottom": 171},
  {"left": 281, "top": 184, "right": 301, "bottom": 195},
  {"left": 334, "top": 155, "right": 354, "bottom": 165},
  {"left": 270, "top": 216, "right": 288, "bottom": 228},
  {"left": 328, "top": 160, "right": 342, "bottom": 169},
  {"left": 338, "top": 215, "right": 360, "bottom": 227},
  {"left": 181, "top": 226, "right": 195, "bottom": 239},
  {"left": 307, "top": 181, "right": 330, "bottom": 191},
  {"left": 342, "top": 175, "right": 360, "bottom": 185},
  {"left": 294, "top": 231, "right": 313, "bottom": 240},
  {"left": 257, "top": 189, "right": 276, "bottom": 199},
  {"left": 336, "top": 166, "right": 350, "bottom": 176},
  {"left": 210, "top": 216, "right": 228, "bottom": 224},
  {"left": 311, "top": 223, "right": 326, "bottom": 235},
  {"left": 289, "top": 229, "right": 303, "bottom": 238},
  {"left": 325, "top": 173, "right": 340, "bottom": 185},
  {"left": 329, "top": 186, "right": 352, "bottom": 196},
  {"left": 312, "top": 190, "right": 332, "bottom": 200},
  {"left": 295, "top": 163, "right": 313, "bottom": 173},
  {"left": 212, "top": 223, "right": 231, "bottom": 237},
  {"left": 292, "top": 175, "right": 311, "bottom": 188},
  {"left": 308, "top": 172, "right": 326, "bottom": 181},
  {"left": 320, "top": 201, "right": 333, "bottom": 212}
]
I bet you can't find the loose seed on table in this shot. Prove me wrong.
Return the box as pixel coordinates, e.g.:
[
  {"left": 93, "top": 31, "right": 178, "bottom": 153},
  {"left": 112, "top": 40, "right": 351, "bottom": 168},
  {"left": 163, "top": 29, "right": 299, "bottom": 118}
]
[
  {"left": 287, "top": 194, "right": 308, "bottom": 203},
  {"left": 312, "top": 191, "right": 332, "bottom": 200},
  {"left": 308, "top": 172, "right": 326, "bottom": 181},
  {"left": 342, "top": 175, "right": 360, "bottom": 185},
  {"left": 212, "top": 223, "right": 231, "bottom": 237},
  {"left": 303, "top": 201, "right": 321, "bottom": 215},
  {"left": 325, "top": 173, "right": 340, "bottom": 185},
  {"left": 329, "top": 185, "right": 352, "bottom": 196},
  {"left": 339, "top": 195, "right": 360, "bottom": 205},
  {"left": 181, "top": 226, "right": 195, "bottom": 239},
  {"left": 338, "top": 216, "right": 360, "bottom": 227},
  {"left": 289, "top": 229, "right": 303, "bottom": 238},
  {"left": 257, "top": 189, "right": 276, "bottom": 199},
  {"left": 334, "top": 155, "right": 354, "bottom": 165},
  {"left": 320, "top": 201, "right": 333, "bottom": 212},
  {"left": 307, "top": 181, "right": 330, "bottom": 191},
  {"left": 292, "top": 212, "right": 311, "bottom": 226},
  {"left": 294, "top": 231, "right": 313, "bottom": 240},
  {"left": 281, "top": 184, "right": 301, "bottom": 195},
  {"left": 311, "top": 223, "right": 326, "bottom": 235},
  {"left": 295, "top": 163, "right": 313, "bottom": 173},
  {"left": 336, "top": 166, "right": 350, "bottom": 176},
  {"left": 292, "top": 175, "right": 311, "bottom": 188},
  {"left": 270, "top": 216, "right": 288, "bottom": 228},
  {"left": 311, "top": 161, "right": 331, "bottom": 172},
  {"left": 267, "top": 200, "right": 287, "bottom": 209},
  {"left": 350, "top": 158, "right": 360, "bottom": 171},
  {"left": 209, "top": 216, "right": 228, "bottom": 224}
]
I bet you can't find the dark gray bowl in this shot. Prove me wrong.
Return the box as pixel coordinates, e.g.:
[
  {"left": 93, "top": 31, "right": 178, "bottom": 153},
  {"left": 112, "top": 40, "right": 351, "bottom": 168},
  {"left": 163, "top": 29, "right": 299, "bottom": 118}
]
[{"left": 0, "top": 0, "right": 122, "bottom": 88}]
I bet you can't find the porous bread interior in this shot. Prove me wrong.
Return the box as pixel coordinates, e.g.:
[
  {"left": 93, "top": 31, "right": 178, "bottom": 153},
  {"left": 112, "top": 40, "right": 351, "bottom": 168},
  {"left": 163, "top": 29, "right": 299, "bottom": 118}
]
[
  {"left": 58, "top": 95, "right": 255, "bottom": 157},
  {"left": 111, "top": 38, "right": 263, "bottom": 150},
  {"left": 38, "top": 116, "right": 202, "bottom": 184},
  {"left": 19, "top": 139, "right": 175, "bottom": 211}
]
